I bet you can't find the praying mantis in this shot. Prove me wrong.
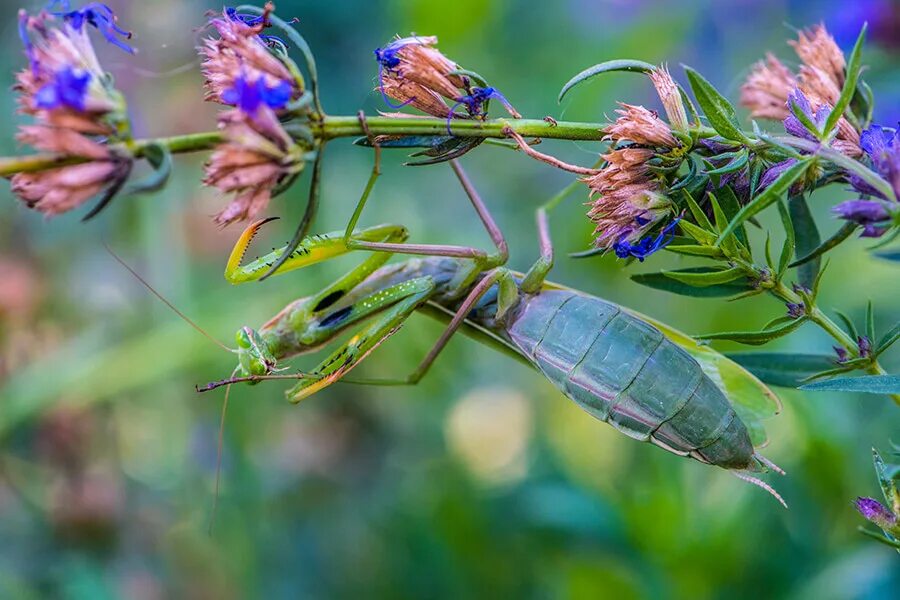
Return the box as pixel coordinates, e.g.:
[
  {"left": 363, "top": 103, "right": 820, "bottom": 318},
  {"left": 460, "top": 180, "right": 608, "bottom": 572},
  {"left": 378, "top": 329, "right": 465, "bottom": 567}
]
[{"left": 195, "top": 155, "right": 785, "bottom": 502}]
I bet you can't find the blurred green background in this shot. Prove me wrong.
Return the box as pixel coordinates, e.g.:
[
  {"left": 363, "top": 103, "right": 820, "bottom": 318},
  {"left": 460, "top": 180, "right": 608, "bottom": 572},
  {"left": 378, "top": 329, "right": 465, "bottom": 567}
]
[{"left": 1, "top": 0, "right": 899, "bottom": 597}]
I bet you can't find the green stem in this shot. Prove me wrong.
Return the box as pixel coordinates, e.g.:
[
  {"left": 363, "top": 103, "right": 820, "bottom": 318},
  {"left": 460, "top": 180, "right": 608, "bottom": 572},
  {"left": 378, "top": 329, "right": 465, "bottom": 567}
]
[{"left": 313, "top": 116, "right": 605, "bottom": 141}]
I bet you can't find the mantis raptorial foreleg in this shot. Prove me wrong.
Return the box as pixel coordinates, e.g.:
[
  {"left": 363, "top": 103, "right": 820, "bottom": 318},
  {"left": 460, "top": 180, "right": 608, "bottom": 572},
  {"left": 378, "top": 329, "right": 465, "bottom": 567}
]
[
  {"left": 224, "top": 219, "right": 409, "bottom": 284},
  {"left": 284, "top": 276, "right": 436, "bottom": 402}
]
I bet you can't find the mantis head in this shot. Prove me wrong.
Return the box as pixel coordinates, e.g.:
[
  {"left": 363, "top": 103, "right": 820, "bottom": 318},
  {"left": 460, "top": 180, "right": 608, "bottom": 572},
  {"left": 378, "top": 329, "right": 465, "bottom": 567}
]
[{"left": 235, "top": 326, "right": 278, "bottom": 377}]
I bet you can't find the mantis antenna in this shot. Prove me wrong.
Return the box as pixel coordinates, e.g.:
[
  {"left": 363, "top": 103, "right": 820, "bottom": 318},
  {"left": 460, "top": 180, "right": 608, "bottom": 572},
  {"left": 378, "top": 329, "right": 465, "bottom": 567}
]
[{"left": 104, "top": 243, "right": 236, "bottom": 353}]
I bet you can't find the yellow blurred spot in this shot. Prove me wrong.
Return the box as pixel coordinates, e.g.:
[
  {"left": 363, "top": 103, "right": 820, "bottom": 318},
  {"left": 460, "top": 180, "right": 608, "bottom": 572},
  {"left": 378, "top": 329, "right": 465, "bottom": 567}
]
[{"left": 445, "top": 386, "right": 532, "bottom": 484}]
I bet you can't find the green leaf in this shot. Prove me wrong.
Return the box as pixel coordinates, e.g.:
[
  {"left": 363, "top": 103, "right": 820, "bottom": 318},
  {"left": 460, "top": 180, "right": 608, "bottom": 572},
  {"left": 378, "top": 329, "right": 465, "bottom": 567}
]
[
  {"left": 800, "top": 374, "right": 900, "bottom": 394},
  {"left": 823, "top": 24, "right": 867, "bottom": 137},
  {"left": 678, "top": 220, "right": 717, "bottom": 246},
  {"left": 127, "top": 143, "right": 172, "bottom": 195},
  {"left": 725, "top": 352, "right": 837, "bottom": 388},
  {"left": 876, "top": 321, "right": 900, "bottom": 354},
  {"left": 405, "top": 138, "right": 484, "bottom": 166},
  {"left": 682, "top": 190, "right": 713, "bottom": 230},
  {"left": 631, "top": 269, "right": 747, "bottom": 297},
  {"left": 716, "top": 186, "right": 748, "bottom": 247},
  {"left": 683, "top": 67, "right": 752, "bottom": 145},
  {"left": 354, "top": 135, "right": 454, "bottom": 149},
  {"left": 716, "top": 160, "right": 811, "bottom": 245},
  {"left": 663, "top": 266, "right": 745, "bottom": 287},
  {"left": 776, "top": 200, "right": 794, "bottom": 277},
  {"left": 786, "top": 195, "right": 823, "bottom": 288},
  {"left": 789, "top": 221, "right": 857, "bottom": 268},
  {"left": 866, "top": 300, "right": 876, "bottom": 342},
  {"left": 872, "top": 448, "right": 900, "bottom": 514},
  {"left": 699, "top": 318, "right": 806, "bottom": 346},
  {"left": 835, "top": 309, "right": 859, "bottom": 340},
  {"left": 558, "top": 59, "right": 656, "bottom": 102},
  {"left": 664, "top": 244, "right": 724, "bottom": 257},
  {"left": 705, "top": 150, "right": 749, "bottom": 176}
]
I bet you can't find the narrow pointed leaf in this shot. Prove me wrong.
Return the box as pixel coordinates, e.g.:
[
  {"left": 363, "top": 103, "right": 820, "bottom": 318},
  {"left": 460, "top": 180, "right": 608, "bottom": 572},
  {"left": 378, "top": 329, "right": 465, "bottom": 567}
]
[
  {"left": 716, "top": 186, "right": 748, "bottom": 246},
  {"left": 558, "top": 59, "right": 655, "bottom": 102},
  {"left": 716, "top": 159, "right": 810, "bottom": 245},
  {"left": 699, "top": 318, "right": 806, "bottom": 345},
  {"left": 631, "top": 269, "right": 747, "bottom": 297},
  {"left": 789, "top": 221, "right": 857, "bottom": 268},
  {"left": 835, "top": 309, "right": 859, "bottom": 340},
  {"left": 663, "top": 266, "right": 744, "bottom": 287},
  {"left": 800, "top": 375, "right": 900, "bottom": 394},
  {"left": 877, "top": 321, "right": 900, "bottom": 354},
  {"left": 664, "top": 244, "right": 723, "bottom": 257},
  {"left": 874, "top": 249, "right": 900, "bottom": 262},
  {"left": 725, "top": 352, "right": 837, "bottom": 388},
  {"left": 678, "top": 220, "right": 717, "bottom": 245},
  {"left": 788, "top": 195, "right": 822, "bottom": 290},
  {"left": 705, "top": 150, "right": 749, "bottom": 175},
  {"left": 684, "top": 67, "right": 752, "bottom": 145},
  {"left": 823, "top": 24, "right": 867, "bottom": 137},
  {"left": 777, "top": 200, "right": 794, "bottom": 277}
]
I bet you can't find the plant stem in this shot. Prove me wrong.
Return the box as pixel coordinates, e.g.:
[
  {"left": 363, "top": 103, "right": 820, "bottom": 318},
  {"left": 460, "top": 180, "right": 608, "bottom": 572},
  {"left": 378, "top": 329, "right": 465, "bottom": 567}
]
[
  {"left": 313, "top": 116, "right": 605, "bottom": 141},
  {"left": 770, "top": 281, "right": 900, "bottom": 405}
]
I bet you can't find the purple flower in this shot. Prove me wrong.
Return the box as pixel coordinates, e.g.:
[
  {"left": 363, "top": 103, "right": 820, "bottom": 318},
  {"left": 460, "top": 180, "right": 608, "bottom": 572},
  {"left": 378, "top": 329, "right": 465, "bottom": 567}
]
[
  {"left": 33, "top": 66, "right": 91, "bottom": 111},
  {"left": 783, "top": 89, "right": 828, "bottom": 140},
  {"left": 834, "top": 346, "right": 849, "bottom": 363},
  {"left": 222, "top": 75, "right": 292, "bottom": 114},
  {"left": 855, "top": 497, "right": 897, "bottom": 530},
  {"left": 832, "top": 199, "right": 893, "bottom": 237},
  {"left": 47, "top": 1, "right": 135, "bottom": 54},
  {"left": 786, "top": 303, "right": 805, "bottom": 319},
  {"left": 760, "top": 158, "right": 798, "bottom": 190},
  {"left": 612, "top": 218, "right": 679, "bottom": 261},
  {"left": 448, "top": 86, "right": 521, "bottom": 133},
  {"left": 857, "top": 336, "right": 872, "bottom": 358},
  {"left": 852, "top": 124, "right": 900, "bottom": 199}
]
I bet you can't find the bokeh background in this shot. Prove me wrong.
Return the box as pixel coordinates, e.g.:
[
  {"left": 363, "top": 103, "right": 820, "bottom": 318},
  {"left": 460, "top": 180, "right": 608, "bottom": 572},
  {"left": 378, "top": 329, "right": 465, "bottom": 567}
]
[{"left": 0, "top": 0, "right": 899, "bottom": 597}]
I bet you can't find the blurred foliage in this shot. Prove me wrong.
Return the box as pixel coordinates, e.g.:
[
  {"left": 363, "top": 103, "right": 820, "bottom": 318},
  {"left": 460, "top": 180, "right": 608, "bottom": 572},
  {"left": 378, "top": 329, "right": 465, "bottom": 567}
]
[{"left": 0, "top": 0, "right": 899, "bottom": 597}]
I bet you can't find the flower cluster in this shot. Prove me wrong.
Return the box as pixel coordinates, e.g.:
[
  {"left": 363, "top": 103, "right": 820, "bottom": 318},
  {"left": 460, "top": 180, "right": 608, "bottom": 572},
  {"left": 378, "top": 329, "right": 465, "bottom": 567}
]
[
  {"left": 741, "top": 24, "right": 861, "bottom": 157},
  {"left": 374, "top": 36, "right": 520, "bottom": 127},
  {"left": 200, "top": 4, "right": 305, "bottom": 225},
  {"left": 832, "top": 124, "right": 900, "bottom": 237},
  {"left": 10, "top": 4, "right": 133, "bottom": 217},
  {"left": 200, "top": 3, "right": 301, "bottom": 111},
  {"left": 203, "top": 76, "right": 304, "bottom": 226},
  {"left": 584, "top": 67, "right": 682, "bottom": 259}
]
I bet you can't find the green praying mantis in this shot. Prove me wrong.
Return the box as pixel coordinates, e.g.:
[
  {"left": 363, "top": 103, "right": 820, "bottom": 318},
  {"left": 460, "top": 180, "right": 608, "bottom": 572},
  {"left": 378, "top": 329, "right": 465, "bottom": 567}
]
[{"left": 180, "top": 143, "right": 784, "bottom": 503}]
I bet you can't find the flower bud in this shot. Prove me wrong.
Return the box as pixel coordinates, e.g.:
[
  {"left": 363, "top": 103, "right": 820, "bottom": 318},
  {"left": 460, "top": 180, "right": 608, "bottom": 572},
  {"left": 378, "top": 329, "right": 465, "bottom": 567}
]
[
  {"left": 832, "top": 199, "right": 892, "bottom": 238},
  {"left": 855, "top": 497, "right": 898, "bottom": 532},
  {"left": 648, "top": 66, "right": 689, "bottom": 132},
  {"left": 603, "top": 103, "right": 677, "bottom": 148}
]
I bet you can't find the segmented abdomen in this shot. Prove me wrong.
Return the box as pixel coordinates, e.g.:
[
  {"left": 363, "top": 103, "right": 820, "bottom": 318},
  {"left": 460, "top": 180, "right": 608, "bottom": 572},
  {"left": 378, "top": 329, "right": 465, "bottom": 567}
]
[{"left": 505, "top": 290, "right": 754, "bottom": 469}]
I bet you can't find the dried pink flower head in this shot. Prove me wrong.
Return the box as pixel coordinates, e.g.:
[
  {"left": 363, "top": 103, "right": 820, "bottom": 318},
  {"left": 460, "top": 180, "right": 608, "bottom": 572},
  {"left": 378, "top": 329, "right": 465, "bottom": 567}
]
[
  {"left": 789, "top": 24, "right": 845, "bottom": 89},
  {"left": 604, "top": 103, "right": 677, "bottom": 148},
  {"left": 381, "top": 77, "right": 452, "bottom": 118},
  {"left": 201, "top": 3, "right": 301, "bottom": 109},
  {"left": 10, "top": 122, "right": 129, "bottom": 216},
  {"left": 740, "top": 53, "right": 797, "bottom": 120},
  {"left": 583, "top": 148, "right": 673, "bottom": 250},
  {"left": 648, "top": 66, "right": 689, "bottom": 132},
  {"left": 376, "top": 36, "right": 464, "bottom": 104},
  {"left": 204, "top": 107, "right": 303, "bottom": 226}
]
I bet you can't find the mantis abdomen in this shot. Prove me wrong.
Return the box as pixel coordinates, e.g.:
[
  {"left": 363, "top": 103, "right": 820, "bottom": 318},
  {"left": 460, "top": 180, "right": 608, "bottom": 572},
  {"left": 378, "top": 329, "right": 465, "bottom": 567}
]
[{"left": 504, "top": 289, "right": 757, "bottom": 471}]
